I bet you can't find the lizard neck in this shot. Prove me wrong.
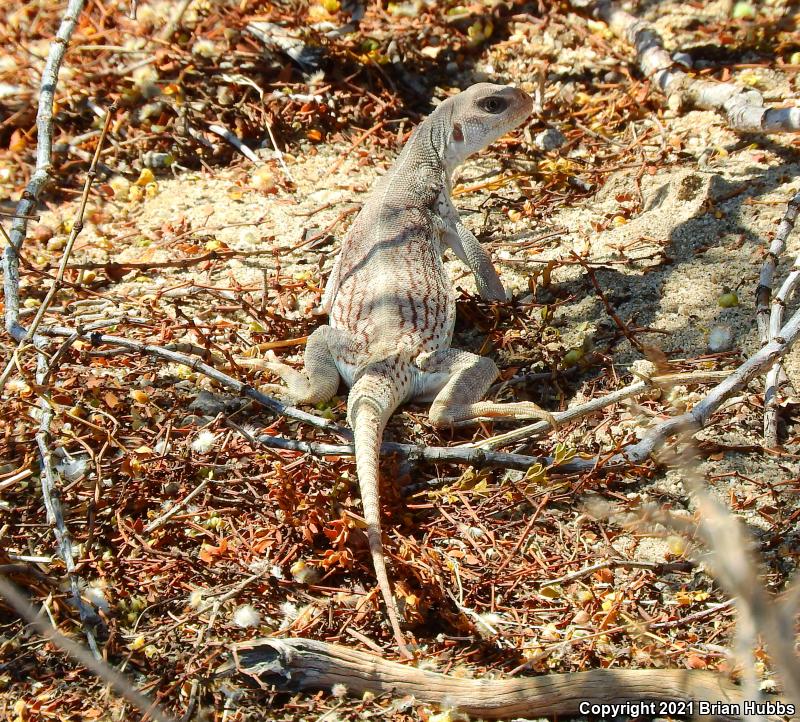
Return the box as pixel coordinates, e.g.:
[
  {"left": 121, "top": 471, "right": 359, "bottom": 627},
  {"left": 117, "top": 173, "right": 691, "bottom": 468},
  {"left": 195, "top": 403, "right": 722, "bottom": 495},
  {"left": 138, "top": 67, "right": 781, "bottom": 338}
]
[{"left": 394, "top": 113, "right": 458, "bottom": 199}]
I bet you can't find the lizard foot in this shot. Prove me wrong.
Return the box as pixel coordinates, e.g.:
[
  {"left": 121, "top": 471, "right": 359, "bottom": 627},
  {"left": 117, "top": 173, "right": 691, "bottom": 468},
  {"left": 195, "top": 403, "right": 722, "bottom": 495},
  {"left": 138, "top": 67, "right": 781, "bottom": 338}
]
[{"left": 430, "top": 401, "right": 558, "bottom": 430}]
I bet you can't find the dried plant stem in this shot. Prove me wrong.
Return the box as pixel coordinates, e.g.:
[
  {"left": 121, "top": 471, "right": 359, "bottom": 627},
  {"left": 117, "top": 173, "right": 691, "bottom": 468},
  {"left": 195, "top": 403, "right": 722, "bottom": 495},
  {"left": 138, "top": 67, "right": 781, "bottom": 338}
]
[
  {"left": 34, "top": 350, "right": 101, "bottom": 657},
  {"left": 615, "top": 303, "right": 800, "bottom": 466},
  {"left": 676, "top": 469, "right": 800, "bottom": 704},
  {"left": 0, "top": 0, "right": 113, "bottom": 660},
  {"left": 38, "top": 325, "right": 349, "bottom": 438},
  {"left": 144, "top": 478, "right": 213, "bottom": 533},
  {"left": 756, "top": 192, "right": 800, "bottom": 342},
  {"left": 253, "top": 430, "right": 558, "bottom": 473},
  {"left": 539, "top": 558, "right": 693, "bottom": 586},
  {"left": 158, "top": 0, "right": 194, "bottom": 40},
  {"left": 575, "top": 0, "right": 800, "bottom": 132},
  {"left": 26, "top": 107, "right": 116, "bottom": 659},
  {"left": 208, "top": 123, "right": 259, "bottom": 163},
  {"left": 760, "top": 190, "right": 800, "bottom": 447},
  {"left": 475, "top": 303, "right": 800, "bottom": 473},
  {"left": 35, "top": 304, "right": 800, "bottom": 481},
  {"left": 0, "top": 106, "right": 114, "bottom": 392},
  {"left": 2, "top": 0, "right": 87, "bottom": 342}
]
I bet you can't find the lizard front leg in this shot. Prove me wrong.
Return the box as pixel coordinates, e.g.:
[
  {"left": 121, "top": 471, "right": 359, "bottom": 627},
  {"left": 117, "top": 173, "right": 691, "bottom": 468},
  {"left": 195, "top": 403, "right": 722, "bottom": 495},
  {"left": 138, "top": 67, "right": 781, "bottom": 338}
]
[
  {"left": 416, "top": 348, "right": 557, "bottom": 428},
  {"left": 239, "top": 325, "right": 341, "bottom": 404},
  {"left": 439, "top": 200, "right": 507, "bottom": 302}
]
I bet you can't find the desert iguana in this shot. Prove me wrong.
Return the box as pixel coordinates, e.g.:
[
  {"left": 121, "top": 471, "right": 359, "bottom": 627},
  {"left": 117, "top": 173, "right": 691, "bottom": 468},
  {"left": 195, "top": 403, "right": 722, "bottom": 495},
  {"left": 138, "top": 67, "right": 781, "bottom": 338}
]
[{"left": 258, "top": 83, "right": 555, "bottom": 656}]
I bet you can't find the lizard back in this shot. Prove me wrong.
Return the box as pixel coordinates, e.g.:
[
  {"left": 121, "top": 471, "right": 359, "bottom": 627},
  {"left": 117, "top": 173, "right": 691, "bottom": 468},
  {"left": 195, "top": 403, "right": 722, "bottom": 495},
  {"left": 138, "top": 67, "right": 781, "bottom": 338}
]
[{"left": 328, "top": 157, "right": 455, "bottom": 387}]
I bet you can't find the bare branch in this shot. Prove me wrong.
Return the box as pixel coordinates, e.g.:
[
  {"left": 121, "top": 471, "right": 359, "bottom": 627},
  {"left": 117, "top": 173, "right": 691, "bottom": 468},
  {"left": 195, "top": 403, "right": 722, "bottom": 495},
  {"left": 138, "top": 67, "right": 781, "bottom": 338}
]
[
  {"left": 680, "top": 471, "right": 800, "bottom": 704},
  {"left": 38, "top": 325, "right": 349, "bottom": 437},
  {"left": 573, "top": 0, "right": 800, "bottom": 133},
  {"left": 761, "top": 191, "right": 800, "bottom": 447},
  {"left": 2, "top": 0, "right": 88, "bottom": 342},
  {"left": 469, "top": 370, "right": 730, "bottom": 451}
]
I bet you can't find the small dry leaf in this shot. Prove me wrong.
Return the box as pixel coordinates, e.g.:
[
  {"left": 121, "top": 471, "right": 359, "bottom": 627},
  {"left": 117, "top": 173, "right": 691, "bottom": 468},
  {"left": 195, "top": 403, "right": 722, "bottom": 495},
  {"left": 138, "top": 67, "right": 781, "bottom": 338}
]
[
  {"left": 199, "top": 538, "right": 228, "bottom": 563},
  {"left": 685, "top": 653, "right": 708, "bottom": 669},
  {"left": 8, "top": 129, "right": 27, "bottom": 152}
]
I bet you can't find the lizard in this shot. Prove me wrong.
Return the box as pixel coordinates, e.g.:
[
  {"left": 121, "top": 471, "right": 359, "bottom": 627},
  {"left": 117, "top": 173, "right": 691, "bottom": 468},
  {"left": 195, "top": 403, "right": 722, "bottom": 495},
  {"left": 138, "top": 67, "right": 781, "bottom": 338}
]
[{"left": 255, "top": 83, "right": 556, "bottom": 656}]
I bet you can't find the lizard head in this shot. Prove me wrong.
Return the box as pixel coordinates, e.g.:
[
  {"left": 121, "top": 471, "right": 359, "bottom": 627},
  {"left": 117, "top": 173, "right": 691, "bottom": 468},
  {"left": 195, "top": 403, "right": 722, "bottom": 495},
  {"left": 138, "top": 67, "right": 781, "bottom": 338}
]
[{"left": 442, "top": 83, "right": 533, "bottom": 168}]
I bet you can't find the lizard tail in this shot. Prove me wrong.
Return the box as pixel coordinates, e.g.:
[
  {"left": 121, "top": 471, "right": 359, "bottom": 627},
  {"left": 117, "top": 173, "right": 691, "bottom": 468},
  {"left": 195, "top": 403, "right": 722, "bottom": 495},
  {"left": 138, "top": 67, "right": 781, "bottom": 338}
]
[{"left": 348, "top": 360, "right": 413, "bottom": 657}]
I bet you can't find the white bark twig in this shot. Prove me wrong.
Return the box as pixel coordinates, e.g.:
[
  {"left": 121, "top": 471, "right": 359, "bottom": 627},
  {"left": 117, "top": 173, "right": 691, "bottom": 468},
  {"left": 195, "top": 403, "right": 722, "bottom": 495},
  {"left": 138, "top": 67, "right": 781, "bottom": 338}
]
[
  {"left": 252, "top": 429, "right": 558, "bottom": 473},
  {"left": 524, "top": 303, "right": 800, "bottom": 471},
  {"left": 35, "top": 315, "right": 800, "bottom": 476},
  {"left": 755, "top": 192, "right": 800, "bottom": 342},
  {"left": 144, "top": 478, "right": 213, "bottom": 533},
  {"left": 35, "top": 349, "right": 102, "bottom": 657},
  {"left": 613, "top": 302, "right": 800, "bottom": 466},
  {"left": 2, "top": 0, "right": 88, "bottom": 342},
  {"left": 0, "top": 0, "right": 113, "bottom": 658},
  {"left": 0, "top": 108, "right": 115, "bottom": 393},
  {"left": 29, "top": 107, "right": 117, "bottom": 659},
  {"left": 208, "top": 123, "right": 260, "bottom": 164},
  {"left": 760, "top": 191, "right": 800, "bottom": 447},
  {"left": 574, "top": 0, "right": 800, "bottom": 133}
]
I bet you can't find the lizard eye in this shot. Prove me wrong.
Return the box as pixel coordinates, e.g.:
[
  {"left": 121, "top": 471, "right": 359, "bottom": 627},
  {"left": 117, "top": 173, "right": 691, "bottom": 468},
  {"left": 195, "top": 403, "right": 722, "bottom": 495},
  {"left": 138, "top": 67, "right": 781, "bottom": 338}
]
[{"left": 478, "top": 96, "right": 508, "bottom": 114}]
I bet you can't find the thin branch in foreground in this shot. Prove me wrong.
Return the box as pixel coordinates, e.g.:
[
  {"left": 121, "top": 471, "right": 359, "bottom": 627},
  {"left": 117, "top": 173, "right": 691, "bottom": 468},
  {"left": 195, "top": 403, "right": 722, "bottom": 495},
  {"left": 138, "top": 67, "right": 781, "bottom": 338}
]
[
  {"left": 0, "top": 576, "right": 174, "bottom": 722},
  {"left": 474, "top": 302, "right": 800, "bottom": 473},
  {"left": 573, "top": 0, "right": 800, "bottom": 133},
  {"left": 538, "top": 558, "right": 694, "bottom": 587},
  {"left": 643, "top": 464, "right": 800, "bottom": 706},
  {"left": 34, "top": 349, "right": 101, "bottom": 657},
  {"left": 0, "top": 0, "right": 110, "bottom": 660},
  {"left": 37, "top": 311, "right": 793, "bottom": 480},
  {"left": 249, "top": 372, "right": 726, "bottom": 474},
  {"left": 35, "top": 296, "right": 800, "bottom": 482},
  {"left": 29, "top": 106, "right": 116, "bottom": 658},
  {"left": 252, "top": 429, "right": 559, "bottom": 473},
  {"left": 208, "top": 123, "right": 260, "bottom": 164},
  {"left": 615, "top": 301, "right": 800, "bottom": 466},
  {"left": 689, "top": 493, "right": 800, "bottom": 705},
  {"left": 468, "top": 370, "right": 731, "bottom": 451}
]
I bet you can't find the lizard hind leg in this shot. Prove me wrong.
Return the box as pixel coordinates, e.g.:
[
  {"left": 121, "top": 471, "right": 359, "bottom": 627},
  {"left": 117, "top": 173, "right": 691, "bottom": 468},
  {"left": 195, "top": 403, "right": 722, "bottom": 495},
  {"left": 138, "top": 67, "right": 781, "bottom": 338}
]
[
  {"left": 417, "top": 348, "right": 558, "bottom": 429},
  {"left": 240, "top": 325, "right": 341, "bottom": 405}
]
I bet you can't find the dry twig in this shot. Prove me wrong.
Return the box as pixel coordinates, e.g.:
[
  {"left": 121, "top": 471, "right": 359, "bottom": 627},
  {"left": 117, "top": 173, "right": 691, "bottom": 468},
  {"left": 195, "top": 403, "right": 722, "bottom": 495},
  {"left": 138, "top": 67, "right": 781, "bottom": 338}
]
[
  {"left": 2, "top": 0, "right": 87, "bottom": 341},
  {"left": 759, "top": 190, "right": 800, "bottom": 447},
  {"left": 574, "top": 0, "right": 800, "bottom": 132}
]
